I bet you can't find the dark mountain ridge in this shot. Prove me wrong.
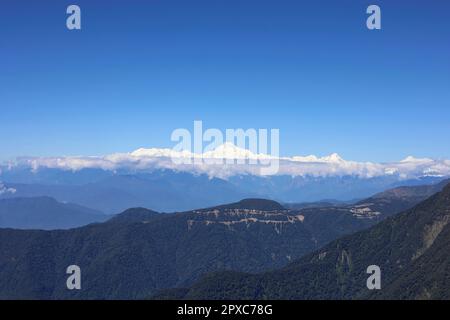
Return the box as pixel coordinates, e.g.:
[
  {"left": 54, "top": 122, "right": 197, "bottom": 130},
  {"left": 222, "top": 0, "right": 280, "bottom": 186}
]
[
  {"left": 205, "top": 198, "right": 286, "bottom": 211},
  {"left": 0, "top": 196, "right": 369, "bottom": 299},
  {"left": 107, "top": 207, "right": 161, "bottom": 224},
  {"left": 168, "top": 183, "right": 450, "bottom": 300},
  {"left": 0, "top": 181, "right": 447, "bottom": 299}
]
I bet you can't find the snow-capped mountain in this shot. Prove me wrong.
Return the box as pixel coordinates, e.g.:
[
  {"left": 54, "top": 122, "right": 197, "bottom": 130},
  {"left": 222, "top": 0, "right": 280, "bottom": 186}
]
[
  {"left": 0, "top": 144, "right": 448, "bottom": 213},
  {"left": 4, "top": 143, "right": 449, "bottom": 180}
]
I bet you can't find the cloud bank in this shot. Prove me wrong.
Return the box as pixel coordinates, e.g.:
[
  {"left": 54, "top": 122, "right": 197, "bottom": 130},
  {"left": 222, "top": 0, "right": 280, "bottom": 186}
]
[{"left": 5, "top": 143, "right": 450, "bottom": 180}]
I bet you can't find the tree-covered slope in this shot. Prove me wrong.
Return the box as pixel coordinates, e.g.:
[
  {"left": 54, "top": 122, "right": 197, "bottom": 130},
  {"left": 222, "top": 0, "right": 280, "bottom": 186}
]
[
  {"left": 170, "top": 183, "right": 450, "bottom": 300},
  {"left": 0, "top": 199, "right": 341, "bottom": 299},
  {"left": 0, "top": 181, "right": 446, "bottom": 300}
]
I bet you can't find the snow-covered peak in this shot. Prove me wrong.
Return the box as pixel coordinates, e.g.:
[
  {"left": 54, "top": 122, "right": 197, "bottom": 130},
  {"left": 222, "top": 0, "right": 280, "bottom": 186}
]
[
  {"left": 4, "top": 143, "right": 450, "bottom": 179},
  {"left": 291, "top": 153, "right": 344, "bottom": 163},
  {"left": 129, "top": 143, "right": 273, "bottom": 160},
  {"left": 322, "top": 153, "right": 344, "bottom": 163},
  {"left": 203, "top": 142, "right": 272, "bottom": 159},
  {"left": 130, "top": 147, "right": 197, "bottom": 159},
  {"left": 291, "top": 155, "right": 320, "bottom": 162}
]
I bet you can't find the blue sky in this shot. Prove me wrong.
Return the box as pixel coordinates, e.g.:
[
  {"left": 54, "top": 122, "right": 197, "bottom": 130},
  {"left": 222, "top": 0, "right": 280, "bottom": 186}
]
[{"left": 1, "top": 0, "right": 449, "bottom": 162}]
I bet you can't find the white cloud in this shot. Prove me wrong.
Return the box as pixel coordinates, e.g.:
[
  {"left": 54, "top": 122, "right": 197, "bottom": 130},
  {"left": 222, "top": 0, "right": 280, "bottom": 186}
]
[
  {"left": 400, "top": 156, "right": 434, "bottom": 164},
  {"left": 6, "top": 144, "right": 450, "bottom": 180},
  {"left": 0, "top": 182, "right": 16, "bottom": 195}
]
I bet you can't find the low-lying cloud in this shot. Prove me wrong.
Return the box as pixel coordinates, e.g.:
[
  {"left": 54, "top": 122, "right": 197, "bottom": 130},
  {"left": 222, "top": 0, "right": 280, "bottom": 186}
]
[
  {"left": 5, "top": 144, "right": 450, "bottom": 180},
  {"left": 0, "top": 182, "right": 16, "bottom": 195}
]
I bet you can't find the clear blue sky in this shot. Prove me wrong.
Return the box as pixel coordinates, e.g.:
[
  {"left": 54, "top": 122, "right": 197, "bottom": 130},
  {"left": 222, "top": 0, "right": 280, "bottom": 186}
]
[{"left": 1, "top": 0, "right": 449, "bottom": 162}]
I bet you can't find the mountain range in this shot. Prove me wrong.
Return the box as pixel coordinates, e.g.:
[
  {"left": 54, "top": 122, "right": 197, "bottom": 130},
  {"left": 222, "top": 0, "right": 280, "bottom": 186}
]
[
  {"left": 1, "top": 143, "right": 449, "bottom": 214},
  {"left": 7, "top": 143, "right": 450, "bottom": 179},
  {"left": 0, "top": 166, "right": 447, "bottom": 213},
  {"left": 0, "top": 180, "right": 448, "bottom": 299},
  {"left": 0, "top": 171, "right": 253, "bottom": 213},
  {"left": 0, "top": 197, "right": 108, "bottom": 230},
  {"left": 161, "top": 182, "right": 450, "bottom": 300}
]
